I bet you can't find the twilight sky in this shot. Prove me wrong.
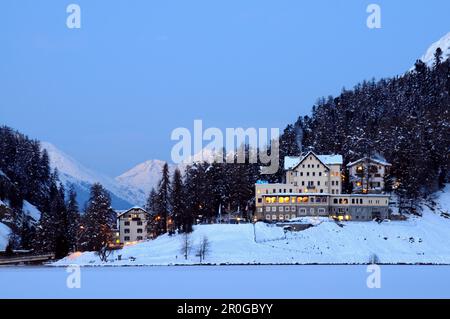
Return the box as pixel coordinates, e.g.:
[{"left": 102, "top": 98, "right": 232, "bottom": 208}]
[{"left": 0, "top": 0, "right": 449, "bottom": 176}]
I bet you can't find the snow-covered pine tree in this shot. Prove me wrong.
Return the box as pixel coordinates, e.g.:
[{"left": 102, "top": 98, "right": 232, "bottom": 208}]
[
  {"left": 66, "top": 185, "right": 80, "bottom": 252},
  {"left": 33, "top": 169, "right": 68, "bottom": 256},
  {"left": 145, "top": 187, "right": 158, "bottom": 238},
  {"left": 154, "top": 163, "right": 171, "bottom": 235},
  {"left": 170, "top": 168, "right": 185, "bottom": 233},
  {"left": 80, "top": 183, "right": 114, "bottom": 255}
]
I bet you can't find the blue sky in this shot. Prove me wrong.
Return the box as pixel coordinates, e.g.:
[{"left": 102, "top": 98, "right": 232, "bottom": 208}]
[{"left": 0, "top": 0, "right": 449, "bottom": 176}]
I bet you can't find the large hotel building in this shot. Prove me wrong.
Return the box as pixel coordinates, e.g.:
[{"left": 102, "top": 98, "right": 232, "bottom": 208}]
[{"left": 255, "top": 151, "right": 390, "bottom": 222}]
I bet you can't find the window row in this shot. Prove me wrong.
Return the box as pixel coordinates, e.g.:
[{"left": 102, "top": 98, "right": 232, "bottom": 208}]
[
  {"left": 123, "top": 236, "right": 144, "bottom": 241},
  {"left": 263, "top": 196, "right": 328, "bottom": 204},
  {"left": 124, "top": 221, "right": 144, "bottom": 226},
  {"left": 123, "top": 228, "right": 144, "bottom": 234},
  {"left": 262, "top": 207, "right": 327, "bottom": 214}
]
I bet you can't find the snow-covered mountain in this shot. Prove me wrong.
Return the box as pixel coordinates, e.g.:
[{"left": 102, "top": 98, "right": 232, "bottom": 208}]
[
  {"left": 115, "top": 148, "right": 226, "bottom": 196},
  {"left": 41, "top": 142, "right": 144, "bottom": 209},
  {"left": 420, "top": 32, "right": 450, "bottom": 66},
  {"left": 115, "top": 160, "right": 176, "bottom": 197}
]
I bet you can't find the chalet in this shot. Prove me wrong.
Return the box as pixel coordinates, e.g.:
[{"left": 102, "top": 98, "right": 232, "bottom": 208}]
[{"left": 346, "top": 156, "right": 391, "bottom": 194}]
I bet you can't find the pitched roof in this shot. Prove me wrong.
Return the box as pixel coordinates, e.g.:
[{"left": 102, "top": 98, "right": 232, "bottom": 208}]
[
  {"left": 284, "top": 151, "right": 343, "bottom": 170},
  {"left": 346, "top": 157, "right": 391, "bottom": 167},
  {"left": 116, "top": 206, "right": 149, "bottom": 218}
]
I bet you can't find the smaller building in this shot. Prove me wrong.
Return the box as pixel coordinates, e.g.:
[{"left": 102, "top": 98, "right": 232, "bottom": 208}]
[
  {"left": 347, "top": 156, "right": 391, "bottom": 194},
  {"left": 117, "top": 207, "right": 150, "bottom": 244}
]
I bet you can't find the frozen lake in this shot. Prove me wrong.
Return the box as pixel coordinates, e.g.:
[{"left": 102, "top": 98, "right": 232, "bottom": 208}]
[{"left": 1, "top": 265, "right": 449, "bottom": 298}]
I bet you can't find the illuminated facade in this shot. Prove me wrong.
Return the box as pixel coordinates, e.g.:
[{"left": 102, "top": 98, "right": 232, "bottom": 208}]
[
  {"left": 346, "top": 157, "right": 391, "bottom": 194},
  {"left": 117, "top": 207, "right": 150, "bottom": 244},
  {"left": 255, "top": 151, "right": 390, "bottom": 221}
]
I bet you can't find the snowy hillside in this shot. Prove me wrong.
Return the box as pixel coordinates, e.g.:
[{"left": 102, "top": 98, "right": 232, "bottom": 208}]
[
  {"left": 41, "top": 142, "right": 141, "bottom": 208},
  {"left": 0, "top": 222, "right": 11, "bottom": 251},
  {"left": 115, "top": 160, "right": 176, "bottom": 196},
  {"left": 420, "top": 32, "right": 450, "bottom": 66},
  {"left": 56, "top": 186, "right": 450, "bottom": 266},
  {"left": 22, "top": 201, "right": 41, "bottom": 221}
]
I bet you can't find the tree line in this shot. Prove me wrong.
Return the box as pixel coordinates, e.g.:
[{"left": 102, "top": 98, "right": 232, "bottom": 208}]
[
  {"left": 276, "top": 49, "right": 449, "bottom": 211},
  {"left": 145, "top": 157, "right": 260, "bottom": 237},
  {"left": 0, "top": 126, "right": 116, "bottom": 259}
]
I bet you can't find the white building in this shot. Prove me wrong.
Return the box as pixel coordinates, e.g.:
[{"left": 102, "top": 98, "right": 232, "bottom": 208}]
[
  {"left": 255, "top": 151, "right": 390, "bottom": 222},
  {"left": 117, "top": 207, "right": 150, "bottom": 244},
  {"left": 346, "top": 156, "right": 391, "bottom": 194},
  {"left": 284, "top": 151, "right": 343, "bottom": 194}
]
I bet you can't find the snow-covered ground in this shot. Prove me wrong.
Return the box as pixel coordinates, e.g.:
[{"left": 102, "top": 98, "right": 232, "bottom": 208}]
[
  {"left": 55, "top": 186, "right": 450, "bottom": 266},
  {"left": 1, "top": 265, "right": 450, "bottom": 298},
  {"left": 0, "top": 222, "right": 11, "bottom": 250},
  {"left": 22, "top": 200, "right": 41, "bottom": 221}
]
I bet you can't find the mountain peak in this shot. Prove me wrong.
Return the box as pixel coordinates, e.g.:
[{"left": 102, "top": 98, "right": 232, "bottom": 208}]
[
  {"left": 40, "top": 142, "right": 142, "bottom": 208},
  {"left": 420, "top": 32, "right": 450, "bottom": 66},
  {"left": 115, "top": 160, "right": 174, "bottom": 195}
]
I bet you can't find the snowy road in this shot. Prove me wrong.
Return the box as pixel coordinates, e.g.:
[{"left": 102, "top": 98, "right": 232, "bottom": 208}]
[{"left": 1, "top": 265, "right": 449, "bottom": 298}]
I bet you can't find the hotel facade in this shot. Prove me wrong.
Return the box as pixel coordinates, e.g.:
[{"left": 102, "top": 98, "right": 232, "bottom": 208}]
[
  {"left": 255, "top": 151, "right": 390, "bottom": 222},
  {"left": 116, "top": 207, "right": 150, "bottom": 244}
]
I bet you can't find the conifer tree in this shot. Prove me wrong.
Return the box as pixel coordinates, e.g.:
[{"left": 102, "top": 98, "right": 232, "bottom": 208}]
[
  {"left": 154, "top": 163, "right": 171, "bottom": 235},
  {"left": 170, "top": 168, "right": 185, "bottom": 233},
  {"left": 80, "top": 183, "right": 114, "bottom": 256},
  {"left": 66, "top": 185, "right": 80, "bottom": 252}
]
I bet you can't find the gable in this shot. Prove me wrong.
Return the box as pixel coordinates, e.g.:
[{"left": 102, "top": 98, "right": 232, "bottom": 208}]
[
  {"left": 285, "top": 152, "right": 343, "bottom": 171},
  {"left": 117, "top": 207, "right": 148, "bottom": 219}
]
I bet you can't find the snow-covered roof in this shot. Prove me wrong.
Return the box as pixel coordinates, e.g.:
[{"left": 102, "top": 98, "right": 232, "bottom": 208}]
[
  {"left": 284, "top": 152, "right": 343, "bottom": 170},
  {"left": 116, "top": 206, "right": 148, "bottom": 218},
  {"left": 346, "top": 157, "right": 391, "bottom": 167},
  {"left": 317, "top": 155, "right": 344, "bottom": 165}
]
